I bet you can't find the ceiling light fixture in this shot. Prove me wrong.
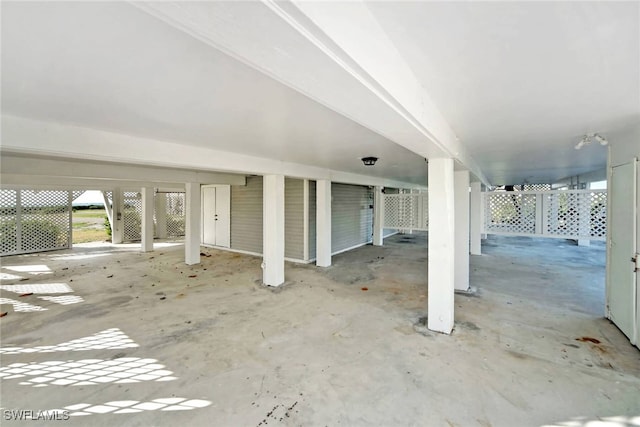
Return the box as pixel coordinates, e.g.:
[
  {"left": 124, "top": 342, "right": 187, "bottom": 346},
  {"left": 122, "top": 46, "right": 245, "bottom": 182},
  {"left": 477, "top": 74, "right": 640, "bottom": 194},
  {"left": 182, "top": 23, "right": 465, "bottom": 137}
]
[
  {"left": 575, "top": 133, "right": 608, "bottom": 150},
  {"left": 361, "top": 156, "right": 378, "bottom": 166}
]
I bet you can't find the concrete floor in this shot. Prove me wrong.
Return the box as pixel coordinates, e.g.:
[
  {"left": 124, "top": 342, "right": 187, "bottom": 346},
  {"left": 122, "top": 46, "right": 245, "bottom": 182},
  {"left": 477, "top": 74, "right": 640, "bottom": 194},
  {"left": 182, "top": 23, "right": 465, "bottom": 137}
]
[{"left": 0, "top": 234, "right": 639, "bottom": 426}]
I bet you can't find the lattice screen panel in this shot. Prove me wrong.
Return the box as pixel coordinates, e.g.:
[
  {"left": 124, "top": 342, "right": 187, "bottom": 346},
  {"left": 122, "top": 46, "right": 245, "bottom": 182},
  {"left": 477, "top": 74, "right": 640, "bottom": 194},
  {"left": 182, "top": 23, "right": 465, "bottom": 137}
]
[
  {"left": 0, "top": 190, "right": 72, "bottom": 256},
  {"left": 123, "top": 191, "right": 143, "bottom": 242},
  {"left": 523, "top": 184, "right": 551, "bottom": 191},
  {"left": 545, "top": 191, "right": 606, "bottom": 239},
  {"left": 383, "top": 193, "right": 428, "bottom": 230},
  {"left": 19, "top": 191, "right": 70, "bottom": 253},
  {"left": 0, "top": 190, "right": 18, "bottom": 255},
  {"left": 164, "top": 193, "right": 185, "bottom": 237},
  {"left": 485, "top": 193, "right": 536, "bottom": 234}
]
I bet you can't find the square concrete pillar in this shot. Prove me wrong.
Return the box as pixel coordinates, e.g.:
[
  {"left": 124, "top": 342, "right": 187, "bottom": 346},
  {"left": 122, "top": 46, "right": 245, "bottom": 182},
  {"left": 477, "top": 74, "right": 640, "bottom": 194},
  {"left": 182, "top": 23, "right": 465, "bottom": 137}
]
[
  {"left": 185, "top": 182, "right": 201, "bottom": 265},
  {"left": 110, "top": 188, "right": 124, "bottom": 244},
  {"left": 470, "top": 182, "right": 482, "bottom": 255},
  {"left": 316, "top": 179, "right": 332, "bottom": 267},
  {"left": 155, "top": 193, "right": 168, "bottom": 239},
  {"left": 141, "top": 187, "right": 154, "bottom": 252},
  {"left": 263, "top": 174, "right": 285, "bottom": 286},
  {"left": 373, "top": 186, "right": 384, "bottom": 246},
  {"left": 428, "top": 158, "right": 455, "bottom": 334},
  {"left": 454, "top": 170, "right": 470, "bottom": 291},
  {"left": 480, "top": 184, "right": 488, "bottom": 240},
  {"left": 303, "top": 179, "right": 310, "bottom": 261}
]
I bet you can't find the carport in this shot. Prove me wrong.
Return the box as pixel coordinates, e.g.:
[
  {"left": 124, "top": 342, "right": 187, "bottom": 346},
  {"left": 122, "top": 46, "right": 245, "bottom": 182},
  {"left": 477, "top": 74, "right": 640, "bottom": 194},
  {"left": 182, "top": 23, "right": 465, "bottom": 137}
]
[
  {"left": 1, "top": 1, "right": 639, "bottom": 425},
  {"left": 1, "top": 233, "right": 639, "bottom": 425}
]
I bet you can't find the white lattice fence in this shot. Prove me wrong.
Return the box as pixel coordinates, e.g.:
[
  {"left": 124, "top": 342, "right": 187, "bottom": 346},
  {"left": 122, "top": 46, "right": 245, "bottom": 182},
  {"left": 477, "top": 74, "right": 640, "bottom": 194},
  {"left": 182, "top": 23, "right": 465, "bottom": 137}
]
[
  {"left": 483, "top": 190, "right": 606, "bottom": 240},
  {"left": 123, "top": 191, "right": 142, "bottom": 242},
  {"left": 485, "top": 193, "right": 537, "bottom": 234},
  {"left": 164, "top": 192, "right": 185, "bottom": 237},
  {"left": 0, "top": 190, "right": 18, "bottom": 255},
  {"left": 383, "top": 193, "right": 428, "bottom": 230},
  {"left": 523, "top": 184, "right": 551, "bottom": 191},
  {"left": 0, "top": 190, "right": 72, "bottom": 256},
  {"left": 118, "top": 191, "right": 185, "bottom": 242},
  {"left": 545, "top": 191, "right": 606, "bottom": 239}
]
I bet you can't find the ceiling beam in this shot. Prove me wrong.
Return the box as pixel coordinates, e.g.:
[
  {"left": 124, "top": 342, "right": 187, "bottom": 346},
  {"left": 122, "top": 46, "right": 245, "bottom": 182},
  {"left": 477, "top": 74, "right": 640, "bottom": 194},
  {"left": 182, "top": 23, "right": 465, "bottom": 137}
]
[
  {"left": 1, "top": 151, "right": 246, "bottom": 186},
  {"left": 1, "top": 115, "right": 420, "bottom": 189},
  {"left": 0, "top": 175, "right": 186, "bottom": 191}
]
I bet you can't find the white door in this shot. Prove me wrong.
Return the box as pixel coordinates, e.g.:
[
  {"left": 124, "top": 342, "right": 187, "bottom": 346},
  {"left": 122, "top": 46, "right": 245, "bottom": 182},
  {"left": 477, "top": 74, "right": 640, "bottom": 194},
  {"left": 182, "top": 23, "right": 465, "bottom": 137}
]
[
  {"left": 215, "top": 186, "right": 230, "bottom": 248},
  {"left": 607, "top": 159, "right": 637, "bottom": 343},
  {"left": 201, "top": 186, "right": 230, "bottom": 248}
]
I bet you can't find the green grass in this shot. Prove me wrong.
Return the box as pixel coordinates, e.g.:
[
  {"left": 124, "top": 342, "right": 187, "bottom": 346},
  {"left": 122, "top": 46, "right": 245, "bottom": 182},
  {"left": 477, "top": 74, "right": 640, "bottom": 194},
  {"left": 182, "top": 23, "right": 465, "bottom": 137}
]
[
  {"left": 72, "top": 209, "right": 109, "bottom": 243},
  {"left": 73, "top": 221, "right": 93, "bottom": 228},
  {"left": 73, "top": 209, "right": 107, "bottom": 218},
  {"left": 73, "top": 228, "right": 110, "bottom": 243}
]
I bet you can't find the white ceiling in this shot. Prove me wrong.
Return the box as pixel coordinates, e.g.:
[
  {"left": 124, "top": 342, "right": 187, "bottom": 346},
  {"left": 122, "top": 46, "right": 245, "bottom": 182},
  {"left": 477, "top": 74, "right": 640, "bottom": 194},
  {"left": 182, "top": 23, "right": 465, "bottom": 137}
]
[
  {"left": 1, "top": 1, "right": 638, "bottom": 186},
  {"left": 367, "top": 1, "right": 639, "bottom": 184},
  {"left": 0, "top": 2, "right": 429, "bottom": 186}
]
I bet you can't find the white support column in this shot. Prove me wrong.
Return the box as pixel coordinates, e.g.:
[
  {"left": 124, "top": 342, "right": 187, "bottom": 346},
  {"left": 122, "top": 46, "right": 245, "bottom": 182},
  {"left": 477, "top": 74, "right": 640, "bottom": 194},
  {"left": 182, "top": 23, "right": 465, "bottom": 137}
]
[
  {"left": 541, "top": 194, "right": 549, "bottom": 236},
  {"left": 470, "top": 182, "right": 482, "bottom": 255},
  {"left": 155, "top": 193, "right": 168, "bottom": 239},
  {"left": 454, "top": 170, "right": 470, "bottom": 291},
  {"left": 535, "top": 194, "right": 544, "bottom": 235},
  {"left": 263, "top": 175, "right": 285, "bottom": 286},
  {"left": 68, "top": 191, "right": 73, "bottom": 248},
  {"left": 481, "top": 184, "right": 487, "bottom": 240},
  {"left": 185, "top": 182, "right": 201, "bottom": 265},
  {"left": 102, "top": 191, "right": 113, "bottom": 229},
  {"left": 316, "top": 179, "right": 332, "bottom": 267},
  {"left": 303, "top": 179, "right": 310, "bottom": 261},
  {"left": 141, "top": 187, "right": 154, "bottom": 252},
  {"left": 111, "top": 188, "right": 124, "bottom": 244},
  {"left": 428, "top": 158, "right": 455, "bottom": 334},
  {"left": 373, "top": 186, "right": 384, "bottom": 246}
]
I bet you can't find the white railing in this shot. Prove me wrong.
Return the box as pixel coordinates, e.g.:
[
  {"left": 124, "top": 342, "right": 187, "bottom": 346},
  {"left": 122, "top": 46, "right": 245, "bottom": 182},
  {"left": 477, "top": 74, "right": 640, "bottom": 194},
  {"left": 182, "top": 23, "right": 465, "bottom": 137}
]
[
  {"left": 483, "top": 190, "right": 606, "bottom": 240},
  {"left": 383, "top": 193, "right": 429, "bottom": 231}
]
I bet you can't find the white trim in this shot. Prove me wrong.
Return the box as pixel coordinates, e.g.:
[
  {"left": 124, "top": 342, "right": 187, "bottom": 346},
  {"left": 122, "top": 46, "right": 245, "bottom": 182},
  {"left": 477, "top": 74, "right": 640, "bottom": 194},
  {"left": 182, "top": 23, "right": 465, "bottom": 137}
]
[
  {"left": 331, "top": 240, "right": 372, "bottom": 256},
  {"left": 485, "top": 189, "right": 606, "bottom": 195},
  {"left": 485, "top": 231, "right": 606, "bottom": 241},
  {"left": 384, "top": 226, "right": 428, "bottom": 232},
  {"left": 201, "top": 244, "right": 311, "bottom": 264}
]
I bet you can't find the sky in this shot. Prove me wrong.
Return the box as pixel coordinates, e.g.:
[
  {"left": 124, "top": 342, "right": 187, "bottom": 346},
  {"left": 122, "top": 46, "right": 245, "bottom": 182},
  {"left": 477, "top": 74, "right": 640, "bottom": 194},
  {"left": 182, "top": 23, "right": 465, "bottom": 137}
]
[{"left": 73, "top": 190, "right": 105, "bottom": 205}]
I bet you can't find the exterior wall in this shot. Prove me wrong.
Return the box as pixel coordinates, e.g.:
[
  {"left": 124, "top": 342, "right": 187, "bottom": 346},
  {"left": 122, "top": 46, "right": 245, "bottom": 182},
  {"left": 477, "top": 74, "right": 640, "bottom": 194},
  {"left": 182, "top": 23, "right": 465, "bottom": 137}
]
[
  {"left": 227, "top": 178, "right": 383, "bottom": 260},
  {"left": 230, "top": 176, "right": 263, "bottom": 254},
  {"left": 331, "top": 183, "right": 373, "bottom": 254},
  {"left": 308, "top": 180, "right": 317, "bottom": 260},
  {"left": 229, "top": 176, "right": 306, "bottom": 260},
  {"left": 284, "top": 178, "right": 304, "bottom": 260}
]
